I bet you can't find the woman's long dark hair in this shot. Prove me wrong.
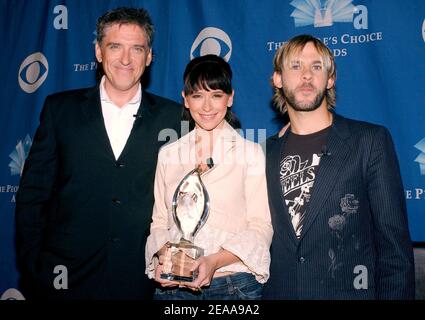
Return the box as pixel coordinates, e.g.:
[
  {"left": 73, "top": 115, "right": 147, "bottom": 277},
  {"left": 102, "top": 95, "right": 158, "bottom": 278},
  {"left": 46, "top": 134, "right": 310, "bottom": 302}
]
[{"left": 182, "top": 54, "right": 241, "bottom": 129}]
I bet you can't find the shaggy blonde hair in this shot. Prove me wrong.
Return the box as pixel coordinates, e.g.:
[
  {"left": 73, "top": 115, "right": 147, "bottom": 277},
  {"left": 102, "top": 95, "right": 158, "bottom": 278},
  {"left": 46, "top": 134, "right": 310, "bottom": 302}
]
[{"left": 272, "top": 34, "right": 336, "bottom": 113}]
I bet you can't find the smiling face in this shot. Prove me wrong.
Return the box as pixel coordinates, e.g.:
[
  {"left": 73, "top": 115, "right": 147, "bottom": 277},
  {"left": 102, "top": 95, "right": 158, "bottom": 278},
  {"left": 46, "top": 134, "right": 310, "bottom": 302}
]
[
  {"left": 183, "top": 88, "right": 234, "bottom": 131},
  {"left": 273, "top": 42, "right": 335, "bottom": 113},
  {"left": 95, "top": 23, "right": 152, "bottom": 101}
]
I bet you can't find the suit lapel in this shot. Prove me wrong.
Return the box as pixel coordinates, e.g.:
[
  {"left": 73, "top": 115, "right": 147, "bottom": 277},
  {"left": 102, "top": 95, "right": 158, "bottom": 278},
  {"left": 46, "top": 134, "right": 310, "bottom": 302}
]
[
  {"left": 82, "top": 86, "right": 115, "bottom": 160},
  {"left": 269, "top": 132, "right": 299, "bottom": 245},
  {"left": 118, "top": 90, "right": 155, "bottom": 161},
  {"left": 177, "top": 131, "right": 197, "bottom": 174},
  {"left": 210, "top": 122, "right": 237, "bottom": 168},
  {"left": 299, "top": 115, "right": 351, "bottom": 240},
  {"left": 176, "top": 122, "right": 239, "bottom": 183}
]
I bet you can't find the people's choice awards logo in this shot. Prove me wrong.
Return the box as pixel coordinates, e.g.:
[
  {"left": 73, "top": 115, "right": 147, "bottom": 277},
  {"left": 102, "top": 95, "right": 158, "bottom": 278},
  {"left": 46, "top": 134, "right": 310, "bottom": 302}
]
[
  {"left": 190, "top": 27, "right": 232, "bottom": 61},
  {"left": 18, "top": 52, "right": 49, "bottom": 93},
  {"left": 290, "top": 0, "right": 356, "bottom": 28},
  {"left": 414, "top": 137, "right": 425, "bottom": 175},
  {"left": 9, "top": 134, "right": 32, "bottom": 176}
]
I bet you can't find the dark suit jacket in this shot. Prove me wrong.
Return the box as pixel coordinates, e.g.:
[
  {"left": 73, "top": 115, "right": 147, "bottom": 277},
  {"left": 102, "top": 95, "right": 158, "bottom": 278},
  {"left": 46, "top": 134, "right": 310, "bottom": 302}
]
[
  {"left": 15, "top": 85, "right": 182, "bottom": 299},
  {"left": 263, "top": 114, "right": 415, "bottom": 299}
]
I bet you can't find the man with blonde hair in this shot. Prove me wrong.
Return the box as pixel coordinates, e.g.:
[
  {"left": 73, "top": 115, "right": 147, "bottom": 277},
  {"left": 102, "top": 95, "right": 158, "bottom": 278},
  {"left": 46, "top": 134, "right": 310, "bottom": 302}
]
[{"left": 263, "top": 34, "right": 414, "bottom": 299}]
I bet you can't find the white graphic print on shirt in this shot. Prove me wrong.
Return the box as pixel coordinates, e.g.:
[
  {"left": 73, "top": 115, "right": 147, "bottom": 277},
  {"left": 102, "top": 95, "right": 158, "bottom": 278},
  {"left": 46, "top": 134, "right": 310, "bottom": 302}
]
[{"left": 280, "top": 153, "right": 321, "bottom": 238}]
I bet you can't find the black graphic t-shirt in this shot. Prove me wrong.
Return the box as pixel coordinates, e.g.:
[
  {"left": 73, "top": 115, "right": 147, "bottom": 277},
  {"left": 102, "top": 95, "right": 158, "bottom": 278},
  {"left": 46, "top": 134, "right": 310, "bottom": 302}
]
[{"left": 280, "top": 126, "right": 330, "bottom": 238}]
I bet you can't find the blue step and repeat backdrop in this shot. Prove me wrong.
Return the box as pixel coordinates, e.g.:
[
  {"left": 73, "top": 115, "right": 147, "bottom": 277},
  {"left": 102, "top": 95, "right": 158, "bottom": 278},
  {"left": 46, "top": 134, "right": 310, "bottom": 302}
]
[{"left": 1, "top": 0, "right": 425, "bottom": 296}]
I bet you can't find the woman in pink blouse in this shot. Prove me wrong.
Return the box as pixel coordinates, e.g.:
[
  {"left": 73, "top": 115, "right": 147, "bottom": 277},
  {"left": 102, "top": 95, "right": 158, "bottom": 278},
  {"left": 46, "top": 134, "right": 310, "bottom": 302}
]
[{"left": 145, "top": 55, "right": 272, "bottom": 300}]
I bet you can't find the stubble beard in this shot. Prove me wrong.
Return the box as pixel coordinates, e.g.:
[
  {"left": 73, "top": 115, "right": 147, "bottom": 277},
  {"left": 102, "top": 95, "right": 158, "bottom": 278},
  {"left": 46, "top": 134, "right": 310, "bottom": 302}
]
[{"left": 283, "top": 84, "right": 326, "bottom": 112}]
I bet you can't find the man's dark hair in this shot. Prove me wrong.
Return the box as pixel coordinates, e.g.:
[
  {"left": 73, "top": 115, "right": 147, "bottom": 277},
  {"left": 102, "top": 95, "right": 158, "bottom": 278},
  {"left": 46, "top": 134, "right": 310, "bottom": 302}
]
[{"left": 96, "top": 7, "right": 154, "bottom": 47}]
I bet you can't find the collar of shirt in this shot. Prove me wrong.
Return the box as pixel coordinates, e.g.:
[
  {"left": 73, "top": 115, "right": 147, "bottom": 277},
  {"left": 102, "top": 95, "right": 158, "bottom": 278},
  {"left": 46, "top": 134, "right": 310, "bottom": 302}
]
[
  {"left": 99, "top": 76, "right": 142, "bottom": 160},
  {"left": 99, "top": 75, "right": 142, "bottom": 107}
]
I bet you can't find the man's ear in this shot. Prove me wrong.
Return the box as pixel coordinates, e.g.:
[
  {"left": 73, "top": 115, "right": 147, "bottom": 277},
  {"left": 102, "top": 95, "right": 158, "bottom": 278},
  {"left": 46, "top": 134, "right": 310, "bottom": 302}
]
[
  {"left": 146, "top": 48, "right": 153, "bottom": 67},
  {"left": 327, "top": 76, "right": 335, "bottom": 89},
  {"left": 273, "top": 72, "right": 283, "bottom": 89},
  {"left": 95, "top": 42, "right": 102, "bottom": 63}
]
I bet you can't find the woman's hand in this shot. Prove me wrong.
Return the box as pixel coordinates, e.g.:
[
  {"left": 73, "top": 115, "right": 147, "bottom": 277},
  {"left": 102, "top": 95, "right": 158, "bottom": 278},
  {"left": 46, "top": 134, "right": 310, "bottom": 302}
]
[
  {"left": 184, "top": 249, "right": 241, "bottom": 290},
  {"left": 154, "top": 245, "right": 181, "bottom": 287},
  {"left": 184, "top": 255, "right": 217, "bottom": 290}
]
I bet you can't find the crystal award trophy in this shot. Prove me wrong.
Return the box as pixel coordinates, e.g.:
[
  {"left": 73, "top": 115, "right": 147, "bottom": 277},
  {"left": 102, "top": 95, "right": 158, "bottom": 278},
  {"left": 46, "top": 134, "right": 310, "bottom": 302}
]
[{"left": 160, "top": 159, "right": 213, "bottom": 282}]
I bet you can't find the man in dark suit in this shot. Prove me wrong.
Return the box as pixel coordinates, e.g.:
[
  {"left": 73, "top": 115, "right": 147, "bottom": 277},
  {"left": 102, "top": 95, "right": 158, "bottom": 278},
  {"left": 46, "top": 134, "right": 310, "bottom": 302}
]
[
  {"left": 263, "top": 34, "right": 415, "bottom": 299},
  {"left": 15, "top": 7, "right": 182, "bottom": 299}
]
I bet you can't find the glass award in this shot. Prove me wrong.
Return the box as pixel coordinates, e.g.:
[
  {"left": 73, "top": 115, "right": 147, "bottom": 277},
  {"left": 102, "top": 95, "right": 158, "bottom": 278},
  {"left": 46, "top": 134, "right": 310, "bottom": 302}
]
[{"left": 160, "top": 159, "right": 213, "bottom": 282}]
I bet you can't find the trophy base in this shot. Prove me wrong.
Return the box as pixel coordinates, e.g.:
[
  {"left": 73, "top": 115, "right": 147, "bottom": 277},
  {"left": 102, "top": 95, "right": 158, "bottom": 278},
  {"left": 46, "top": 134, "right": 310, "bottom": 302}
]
[
  {"left": 160, "top": 274, "right": 195, "bottom": 283},
  {"left": 160, "top": 241, "right": 204, "bottom": 283}
]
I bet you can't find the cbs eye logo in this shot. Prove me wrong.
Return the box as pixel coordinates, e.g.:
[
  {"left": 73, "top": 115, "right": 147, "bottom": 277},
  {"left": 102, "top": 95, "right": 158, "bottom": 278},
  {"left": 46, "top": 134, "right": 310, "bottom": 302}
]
[
  {"left": 190, "top": 27, "right": 232, "bottom": 62},
  {"left": 18, "top": 52, "right": 49, "bottom": 93}
]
